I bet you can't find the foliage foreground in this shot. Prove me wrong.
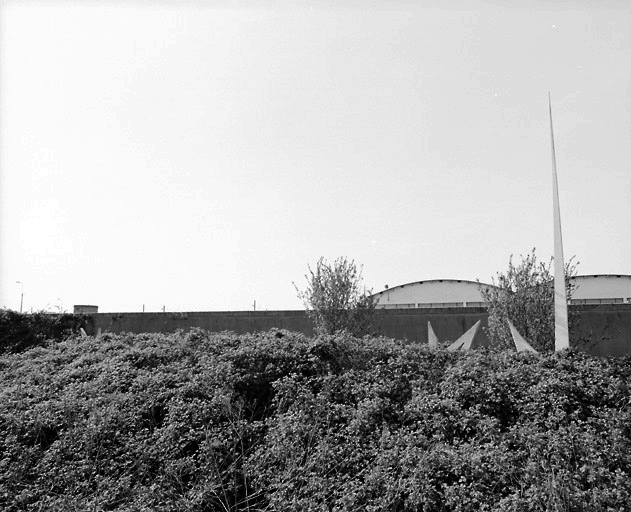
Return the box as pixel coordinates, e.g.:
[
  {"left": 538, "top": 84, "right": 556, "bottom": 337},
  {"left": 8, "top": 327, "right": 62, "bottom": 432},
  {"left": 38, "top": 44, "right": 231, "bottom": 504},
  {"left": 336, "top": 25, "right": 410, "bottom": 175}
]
[
  {"left": 295, "top": 257, "right": 376, "bottom": 337},
  {"left": 1, "top": 330, "right": 631, "bottom": 511}
]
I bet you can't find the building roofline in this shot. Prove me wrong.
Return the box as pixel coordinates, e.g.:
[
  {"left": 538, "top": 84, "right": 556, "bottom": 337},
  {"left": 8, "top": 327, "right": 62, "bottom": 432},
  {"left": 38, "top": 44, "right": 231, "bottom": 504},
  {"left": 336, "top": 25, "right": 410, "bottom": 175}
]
[
  {"left": 372, "top": 278, "right": 497, "bottom": 296},
  {"left": 572, "top": 274, "right": 631, "bottom": 279},
  {"left": 372, "top": 274, "right": 631, "bottom": 297}
]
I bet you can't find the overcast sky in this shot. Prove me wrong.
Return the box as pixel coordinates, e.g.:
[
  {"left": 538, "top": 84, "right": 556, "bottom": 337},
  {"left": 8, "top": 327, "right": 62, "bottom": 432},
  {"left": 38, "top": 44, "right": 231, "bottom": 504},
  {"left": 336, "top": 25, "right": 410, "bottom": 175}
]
[{"left": 1, "top": 0, "right": 629, "bottom": 313}]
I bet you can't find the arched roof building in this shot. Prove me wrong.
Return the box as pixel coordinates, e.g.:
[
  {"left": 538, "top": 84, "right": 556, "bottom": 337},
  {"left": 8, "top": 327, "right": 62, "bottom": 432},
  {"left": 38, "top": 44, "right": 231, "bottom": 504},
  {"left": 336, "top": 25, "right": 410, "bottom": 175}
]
[
  {"left": 372, "top": 275, "right": 631, "bottom": 309},
  {"left": 570, "top": 274, "right": 631, "bottom": 305},
  {"left": 372, "top": 279, "right": 497, "bottom": 309}
]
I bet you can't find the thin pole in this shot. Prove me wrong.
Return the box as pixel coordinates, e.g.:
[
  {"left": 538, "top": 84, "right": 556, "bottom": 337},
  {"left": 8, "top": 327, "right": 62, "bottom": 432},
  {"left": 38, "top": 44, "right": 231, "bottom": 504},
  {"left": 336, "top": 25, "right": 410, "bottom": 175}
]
[
  {"left": 549, "top": 93, "right": 570, "bottom": 351},
  {"left": 16, "top": 281, "right": 23, "bottom": 313}
]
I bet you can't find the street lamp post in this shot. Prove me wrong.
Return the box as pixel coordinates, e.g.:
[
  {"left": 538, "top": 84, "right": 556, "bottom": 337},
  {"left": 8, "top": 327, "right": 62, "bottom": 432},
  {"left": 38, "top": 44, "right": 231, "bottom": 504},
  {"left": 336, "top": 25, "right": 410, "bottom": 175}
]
[{"left": 16, "top": 281, "right": 23, "bottom": 313}]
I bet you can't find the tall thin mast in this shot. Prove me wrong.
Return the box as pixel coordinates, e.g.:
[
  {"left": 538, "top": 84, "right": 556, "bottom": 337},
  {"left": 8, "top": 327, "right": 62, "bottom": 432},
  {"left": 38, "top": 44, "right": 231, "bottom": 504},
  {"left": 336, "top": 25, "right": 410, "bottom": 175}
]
[{"left": 549, "top": 93, "right": 570, "bottom": 351}]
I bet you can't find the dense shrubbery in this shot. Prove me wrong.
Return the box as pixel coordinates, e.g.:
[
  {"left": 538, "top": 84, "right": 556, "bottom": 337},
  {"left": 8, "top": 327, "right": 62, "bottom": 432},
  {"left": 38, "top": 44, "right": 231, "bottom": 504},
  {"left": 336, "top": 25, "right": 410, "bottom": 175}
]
[
  {"left": 481, "top": 249, "right": 579, "bottom": 351},
  {"left": 295, "top": 257, "right": 377, "bottom": 336},
  {"left": 0, "top": 309, "right": 88, "bottom": 354},
  {"left": 1, "top": 329, "right": 631, "bottom": 511}
]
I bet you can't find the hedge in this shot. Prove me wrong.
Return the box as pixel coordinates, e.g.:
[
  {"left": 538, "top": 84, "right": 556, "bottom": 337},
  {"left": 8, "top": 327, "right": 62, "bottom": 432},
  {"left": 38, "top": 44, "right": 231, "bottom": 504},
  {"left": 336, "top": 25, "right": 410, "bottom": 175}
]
[
  {"left": 0, "top": 309, "right": 88, "bottom": 354},
  {"left": 1, "top": 329, "right": 630, "bottom": 511}
]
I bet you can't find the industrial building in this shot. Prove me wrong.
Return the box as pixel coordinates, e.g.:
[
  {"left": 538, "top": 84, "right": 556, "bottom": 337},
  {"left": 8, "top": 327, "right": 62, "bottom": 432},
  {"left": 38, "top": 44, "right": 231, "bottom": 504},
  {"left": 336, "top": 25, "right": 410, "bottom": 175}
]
[
  {"left": 372, "top": 279, "right": 495, "bottom": 309},
  {"left": 372, "top": 274, "right": 631, "bottom": 309},
  {"left": 569, "top": 275, "right": 631, "bottom": 305}
]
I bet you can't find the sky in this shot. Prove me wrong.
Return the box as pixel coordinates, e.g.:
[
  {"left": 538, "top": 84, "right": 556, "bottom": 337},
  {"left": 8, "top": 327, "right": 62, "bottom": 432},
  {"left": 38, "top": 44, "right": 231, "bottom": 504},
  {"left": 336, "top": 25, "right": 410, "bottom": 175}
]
[{"left": 1, "top": 0, "right": 629, "bottom": 313}]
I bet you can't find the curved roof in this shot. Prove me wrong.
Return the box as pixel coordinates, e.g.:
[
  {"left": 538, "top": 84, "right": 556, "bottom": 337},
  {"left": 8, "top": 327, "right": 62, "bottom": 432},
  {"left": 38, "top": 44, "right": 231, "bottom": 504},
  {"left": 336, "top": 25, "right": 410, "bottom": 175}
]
[
  {"left": 373, "top": 278, "right": 497, "bottom": 296},
  {"left": 371, "top": 274, "right": 631, "bottom": 307},
  {"left": 374, "top": 274, "right": 631, "bottom": 296},
  {"left": 572, "top": 274, "right": 631, "bottom": 279}
]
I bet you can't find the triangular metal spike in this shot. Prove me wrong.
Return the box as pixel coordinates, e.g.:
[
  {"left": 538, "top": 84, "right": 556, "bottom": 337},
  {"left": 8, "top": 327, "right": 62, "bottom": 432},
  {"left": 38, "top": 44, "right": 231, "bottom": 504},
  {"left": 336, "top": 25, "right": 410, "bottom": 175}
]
[
  {"left": 507, "top": 319, "right": 538, "bottom": 353},
  {"left": 446, "top": 320, "right": 481, "bottom": 351},
  {"left": 446, "top": 337, "right": 465, "bottom": 352},
  {"left": 459, "top": 320, "right": 480, "bottom": 351},
  {"left": 427, "top": 321, "right": 439, "bottom": 348}
]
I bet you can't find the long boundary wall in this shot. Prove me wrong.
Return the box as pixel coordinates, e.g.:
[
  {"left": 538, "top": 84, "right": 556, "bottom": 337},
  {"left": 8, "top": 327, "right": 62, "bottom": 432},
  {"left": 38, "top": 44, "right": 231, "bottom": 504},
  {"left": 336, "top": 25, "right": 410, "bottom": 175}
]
[{"left": 85, "top": 304, "right": 631, "bottom": 356}]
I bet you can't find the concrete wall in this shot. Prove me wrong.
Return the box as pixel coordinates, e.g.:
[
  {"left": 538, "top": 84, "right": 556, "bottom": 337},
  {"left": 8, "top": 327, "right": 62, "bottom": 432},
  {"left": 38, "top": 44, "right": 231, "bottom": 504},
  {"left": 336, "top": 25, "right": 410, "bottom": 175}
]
[
  {"left": 571, "top": 304, "right": 631, "bottom": 356},
  {"left": 85, "top": 304, "right": 631, "bottom": 356},
  {"left": 88, "top": 310, "right": 315, "bottom": 337},
  {"left": 86, "top": 308, "right": 490, "bottom": 344},
  {"left": 371, "top": 307, "right": 491, "bottom": 346}
]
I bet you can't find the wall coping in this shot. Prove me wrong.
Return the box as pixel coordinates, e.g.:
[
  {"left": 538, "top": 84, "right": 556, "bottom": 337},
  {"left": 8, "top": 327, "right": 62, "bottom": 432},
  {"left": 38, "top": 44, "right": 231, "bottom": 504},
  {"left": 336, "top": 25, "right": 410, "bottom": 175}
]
[{"left": 87, "top": 303, "right": 631, "bottom": 319}]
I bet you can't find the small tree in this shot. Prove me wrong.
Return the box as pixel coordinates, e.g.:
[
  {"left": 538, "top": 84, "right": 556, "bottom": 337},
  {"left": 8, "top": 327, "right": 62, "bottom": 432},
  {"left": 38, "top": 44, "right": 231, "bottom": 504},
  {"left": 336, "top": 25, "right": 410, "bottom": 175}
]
[
  {"left": 295, "top": 257, "right": 376, "bottom": 336},
  {"left": 480, "top": 249, "right": 578, "bottom": 352}
]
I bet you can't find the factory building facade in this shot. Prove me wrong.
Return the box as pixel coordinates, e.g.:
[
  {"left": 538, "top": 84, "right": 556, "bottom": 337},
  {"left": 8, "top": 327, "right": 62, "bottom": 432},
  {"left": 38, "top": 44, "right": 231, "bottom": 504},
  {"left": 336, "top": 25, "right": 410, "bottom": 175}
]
[{"left": 372, "top": 275, "right": 631, "bottom": 309}]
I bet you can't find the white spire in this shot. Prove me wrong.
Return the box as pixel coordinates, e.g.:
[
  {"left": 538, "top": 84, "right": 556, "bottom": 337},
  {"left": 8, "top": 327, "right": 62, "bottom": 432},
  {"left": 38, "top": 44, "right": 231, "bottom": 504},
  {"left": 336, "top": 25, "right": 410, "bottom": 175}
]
[{"left": 549, "top": 93, "right": 570, "bottom": 351}]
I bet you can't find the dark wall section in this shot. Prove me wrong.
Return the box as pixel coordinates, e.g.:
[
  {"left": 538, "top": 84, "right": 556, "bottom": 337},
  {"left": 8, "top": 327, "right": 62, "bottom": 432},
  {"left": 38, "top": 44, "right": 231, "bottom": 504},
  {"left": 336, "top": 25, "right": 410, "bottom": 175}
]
[
  {"left": 572, "top": 304, "right": 631, "bottom": 356},
  {"left": 88, "top": 308, "right": 489, "bottom": 344},
  {"left": 86, "top": 305, "right": 631, "bottom": 356},
  {"left": 372, "top": 308, "right": 491, "bottom": 347},
  {"left": 91, "top": 311, "right": 315, "bottom": 337}
]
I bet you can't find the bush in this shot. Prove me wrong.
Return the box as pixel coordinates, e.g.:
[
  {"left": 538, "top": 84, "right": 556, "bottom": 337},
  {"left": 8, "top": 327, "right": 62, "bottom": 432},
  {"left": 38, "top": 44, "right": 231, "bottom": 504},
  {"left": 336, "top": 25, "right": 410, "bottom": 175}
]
[
  {"left": 295, "top": 257, "right": 377, "bottom": 336},
  {"left": 0, "top": 309, "right": 89, "bottom": 354},
  {"left": 1, "top": 330, "right": 630, "bottom": 511},
  {"left": 481, "top": 249, "right": 579, "bottom": 351}
]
